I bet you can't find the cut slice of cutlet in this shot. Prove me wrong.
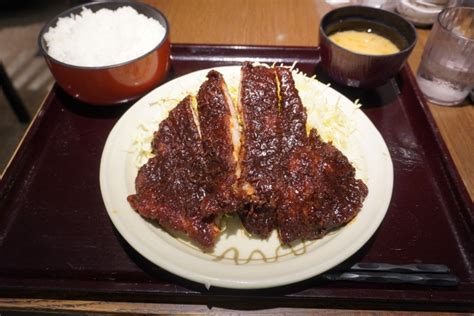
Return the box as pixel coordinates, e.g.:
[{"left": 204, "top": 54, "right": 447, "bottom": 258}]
[
  {"left": 197, "top": 70, "right": 241, "bottom": 217},
  {"left": 276, "top": 66, "right": 368, "bottom": 244},
  {"left": 237, "top": 62, "right": 281, "bottom": 238},
  {"left": 128, "top": 96, "right": 220, "bottom": 248}
]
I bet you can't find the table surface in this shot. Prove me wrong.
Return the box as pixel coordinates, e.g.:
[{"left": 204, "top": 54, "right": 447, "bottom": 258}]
[{"left": 1, "top": 1, "right": 472, "bottom": 314}]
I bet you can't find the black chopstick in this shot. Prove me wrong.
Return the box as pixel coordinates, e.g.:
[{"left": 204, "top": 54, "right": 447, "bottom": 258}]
[
  {"left": 321, "top": 262, "right": 459, "bottom": 287},
  {"left": 322, "top": 271, "right": 459, "bottom": 286},
  {"left": 349, "top": 262, "right": 451, "bottom": 273}
]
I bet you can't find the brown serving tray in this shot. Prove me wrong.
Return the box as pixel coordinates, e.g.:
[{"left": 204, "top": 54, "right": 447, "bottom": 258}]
[{"left": 0, "top": 45, "right": 472, "bottom": 311}]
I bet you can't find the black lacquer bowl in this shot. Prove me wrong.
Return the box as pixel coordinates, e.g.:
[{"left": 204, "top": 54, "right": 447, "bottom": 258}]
[{"left": 319, "top": 5, "right": 417, "bottom": 88}]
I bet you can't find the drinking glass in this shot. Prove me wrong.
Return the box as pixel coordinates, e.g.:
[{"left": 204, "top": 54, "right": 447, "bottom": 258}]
[{"left": 416, "top": 6, "right": 474, "bottom": 106}]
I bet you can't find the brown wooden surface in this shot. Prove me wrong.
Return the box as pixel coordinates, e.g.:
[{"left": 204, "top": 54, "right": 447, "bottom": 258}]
[
  {"left": 1, "top": 0, "right": 472, "bottom": 314},
  {"left": 0, "top": 298, "right": 470, "bottom": 316}
]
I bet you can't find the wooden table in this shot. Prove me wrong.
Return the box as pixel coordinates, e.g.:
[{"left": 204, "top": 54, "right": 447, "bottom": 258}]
[{"left": 1, "top": 1, "right": 472, "bottom": 314}]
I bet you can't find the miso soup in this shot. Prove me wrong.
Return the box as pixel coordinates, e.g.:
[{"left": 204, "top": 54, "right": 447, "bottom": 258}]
[{"left": 325, "top": 19, "right": 408, "bottom": 55}]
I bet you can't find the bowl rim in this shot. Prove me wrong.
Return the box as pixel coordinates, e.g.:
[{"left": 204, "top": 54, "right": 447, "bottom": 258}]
[
  {"left": 37, "top": 0, "right": 170, "bottom": 70},
  {"left": 319, "top": 5, "right": 417, "bottom": 58}
]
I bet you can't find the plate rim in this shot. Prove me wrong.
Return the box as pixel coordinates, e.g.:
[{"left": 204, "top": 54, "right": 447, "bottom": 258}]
[{"left": 99, "top": 65, "right": 394, "bottom": 289}]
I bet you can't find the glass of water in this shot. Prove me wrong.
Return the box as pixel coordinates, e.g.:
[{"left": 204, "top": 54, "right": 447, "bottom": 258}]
[{"left": 416, "top": 6, "right": 474, "bottom": 106}]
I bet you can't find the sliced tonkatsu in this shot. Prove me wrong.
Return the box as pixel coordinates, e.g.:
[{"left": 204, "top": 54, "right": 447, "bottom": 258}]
[
  {"left": 275, "top": 66, "right": 368, "bottom": 244},
  {"left": 276, "top": 67, "right": 322, "bottom": 244},
  {"left": 196, "top": 70, "right": 240, "bottom": 217},
  {"left": 306, "top": 130, "right": 368, "bottom": 234},
  {"left": 128, "top": 96, "right": 219, "bottom": 248},
  {"left": 128, "top": 64, "right": 369, "bottom": 249},
  {"left": 236, "top": 63, "right": 281, "bottom": 238},
  {"left": 277, "top": 67, "right": 308, "bottom": 152}
]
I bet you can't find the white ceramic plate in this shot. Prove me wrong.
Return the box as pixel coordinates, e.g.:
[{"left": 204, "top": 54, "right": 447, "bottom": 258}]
[{"left": 99, "top": 66, "right": 393, "bottom": 289}]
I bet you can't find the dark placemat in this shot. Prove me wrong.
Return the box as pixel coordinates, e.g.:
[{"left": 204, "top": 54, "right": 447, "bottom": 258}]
[{"left": 0, "top": 45, "right": 472, "bottom": 311}]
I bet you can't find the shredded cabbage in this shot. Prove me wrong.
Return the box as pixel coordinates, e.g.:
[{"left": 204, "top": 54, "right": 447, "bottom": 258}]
[{"left": 131, "top": 65, "right": 362, "bottom": 173}]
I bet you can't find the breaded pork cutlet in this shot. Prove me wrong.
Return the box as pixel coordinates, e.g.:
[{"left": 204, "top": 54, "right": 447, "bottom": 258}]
[
  {"left": 306, "top": 130, "right": 368, "bottom": 235},
  {"left": 128, "top": 64, "right": 368, "bottom": 249},
  {"left": 197, "top": 70, "right": 240, "bottom": 217},
  {"left": 276, "top": 67, "right": 321, "bottom": 244},
  {"left": 127, "top": 96, "right": 220, "bottom": 248},
  {"left": 236, "top": 63, "right": 281, "bottom": 238},
  {"left": 276, "top": 67, "right": 368, "bottom": 244}
]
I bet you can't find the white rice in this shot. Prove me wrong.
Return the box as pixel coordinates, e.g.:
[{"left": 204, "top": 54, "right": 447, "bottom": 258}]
[{"left": 43, "top": 6, "right": 166, "bottom": 67}]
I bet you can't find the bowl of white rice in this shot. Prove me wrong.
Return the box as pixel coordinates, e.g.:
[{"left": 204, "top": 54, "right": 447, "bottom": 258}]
[{"left": 38, "top": 0, "right": 170, "bottom": 105}]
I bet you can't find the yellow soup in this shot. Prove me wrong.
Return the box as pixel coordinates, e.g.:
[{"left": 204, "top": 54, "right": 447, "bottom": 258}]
[{"left": 329, "top": 30, "right": 400, "bottom": 55}]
